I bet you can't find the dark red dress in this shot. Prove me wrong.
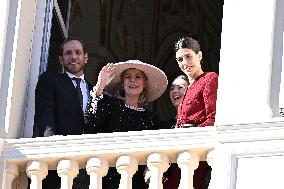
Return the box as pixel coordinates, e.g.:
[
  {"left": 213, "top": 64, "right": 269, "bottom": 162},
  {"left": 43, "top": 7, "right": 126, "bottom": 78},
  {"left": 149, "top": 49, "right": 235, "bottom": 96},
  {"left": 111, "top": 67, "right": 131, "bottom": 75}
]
[
  {"left": 177, "top": 72, "right": 218, "bottom": 127},
  {"left": 164, "top": 72, "right": 218, "bottom": 189}
]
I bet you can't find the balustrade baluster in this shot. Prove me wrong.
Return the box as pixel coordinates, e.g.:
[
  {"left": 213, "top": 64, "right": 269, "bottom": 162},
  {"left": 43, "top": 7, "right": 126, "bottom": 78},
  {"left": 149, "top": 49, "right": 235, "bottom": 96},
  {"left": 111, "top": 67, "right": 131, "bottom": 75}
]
[
  {"left": 177, "top": 151, "right": 200, "bottom": 189},
  {"left": 206, "top": 150, "right": 215, "bottom": 189},
  {"left": 147, "top": 153, "right": 169, "bottom": 189},
  {"left": 116, "top": 155, "right": 138, "bottom": 189},
  {"left": 26, "top": 161, "right": 48, "bottom": 189},
  {"left": 86, "top": 157, "right": 109, "bottom": 189},
  {"left": 57, "top": 159, "right": 79, "bottom": 189},
  {"left": 2, "top": 162, "right": 19, "bottom": 189}
]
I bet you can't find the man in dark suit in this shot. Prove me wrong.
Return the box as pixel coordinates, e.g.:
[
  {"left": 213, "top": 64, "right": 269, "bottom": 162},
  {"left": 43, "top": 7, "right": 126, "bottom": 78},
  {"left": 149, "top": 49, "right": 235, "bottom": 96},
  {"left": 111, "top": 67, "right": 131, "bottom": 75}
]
[
  {"left": 34, "top": 36, "right": 91, "bottom": 137},
  {"left": 32, "top": 36, "right": 92, "bottom": 188}
]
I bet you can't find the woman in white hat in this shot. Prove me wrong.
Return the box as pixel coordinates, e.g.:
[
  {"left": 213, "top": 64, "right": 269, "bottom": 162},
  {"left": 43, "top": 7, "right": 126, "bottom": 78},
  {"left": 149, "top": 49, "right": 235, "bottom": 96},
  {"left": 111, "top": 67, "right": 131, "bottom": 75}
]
[{"left": 84, "top": 60, "right": 168, "bottom": 189}]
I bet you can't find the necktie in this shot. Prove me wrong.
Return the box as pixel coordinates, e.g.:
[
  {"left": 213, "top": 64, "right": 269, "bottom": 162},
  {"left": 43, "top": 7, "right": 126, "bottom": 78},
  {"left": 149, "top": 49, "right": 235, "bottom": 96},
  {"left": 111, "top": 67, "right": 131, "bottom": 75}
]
[{"left": 72, "top": 77, "right": 83, "bottom": 108}]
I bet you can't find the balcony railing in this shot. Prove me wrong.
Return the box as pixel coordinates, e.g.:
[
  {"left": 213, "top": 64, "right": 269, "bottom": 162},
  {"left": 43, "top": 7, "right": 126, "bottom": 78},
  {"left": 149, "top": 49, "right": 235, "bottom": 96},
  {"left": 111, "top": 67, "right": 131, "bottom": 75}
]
[{"left": 0, "top": 127, "right": 217, "bottom": 189}]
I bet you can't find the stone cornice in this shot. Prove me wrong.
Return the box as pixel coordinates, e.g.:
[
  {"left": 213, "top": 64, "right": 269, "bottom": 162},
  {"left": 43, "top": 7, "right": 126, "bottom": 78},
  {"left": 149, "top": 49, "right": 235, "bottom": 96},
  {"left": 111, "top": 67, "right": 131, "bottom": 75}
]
[{"left": 216, "top": 121, "right": 284, "bottom": 143}]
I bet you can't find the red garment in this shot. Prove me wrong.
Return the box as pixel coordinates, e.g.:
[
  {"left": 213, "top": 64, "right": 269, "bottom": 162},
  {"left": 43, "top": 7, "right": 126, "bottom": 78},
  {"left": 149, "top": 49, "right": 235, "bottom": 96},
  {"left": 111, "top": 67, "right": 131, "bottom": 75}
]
[
  {"left": 163, "top": 162, "right": 211, "bottom": 189},
  {"left": 164, "top": 72, "right": 218, "bottom": 189},
  {"left": 177, "top": 72, "right": 218, "bottom": 127}
]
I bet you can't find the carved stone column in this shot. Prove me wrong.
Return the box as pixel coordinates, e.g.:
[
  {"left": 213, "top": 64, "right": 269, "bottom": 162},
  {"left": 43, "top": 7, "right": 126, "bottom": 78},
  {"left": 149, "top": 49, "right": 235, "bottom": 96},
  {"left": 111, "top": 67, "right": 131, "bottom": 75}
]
[
  {"left": 86, "top": 157, "right": 109, "bottom": 189},
  {"left": 147, "top": 153, "right": 169, "bottom": 189},
  {"left": 177, "top": 151, "right": 200, "bottom": 189},
  {"left": 116, "top": 155, "right": 138, "bottom": 189},
  {"left": 2, "top": 162, "right": 19, "bottom": 189},
  {"left": 57, "top": 159, "right": 79, "bottom": 189},
  {"left": 26, "top": 161, "right": 48, "bottom": 189}
]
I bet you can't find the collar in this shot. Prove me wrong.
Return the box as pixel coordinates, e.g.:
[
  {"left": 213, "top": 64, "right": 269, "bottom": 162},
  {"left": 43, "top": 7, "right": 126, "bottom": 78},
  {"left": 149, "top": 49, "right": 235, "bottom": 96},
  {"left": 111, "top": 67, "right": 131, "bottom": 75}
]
[{"left": 66, "top": 71, "right": 86, "bottom": 83}]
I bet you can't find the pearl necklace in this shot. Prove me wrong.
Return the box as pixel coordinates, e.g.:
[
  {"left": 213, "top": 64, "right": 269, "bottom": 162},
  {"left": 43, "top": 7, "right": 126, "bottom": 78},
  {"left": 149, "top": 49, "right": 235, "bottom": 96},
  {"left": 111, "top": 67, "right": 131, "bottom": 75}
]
[{"left": 125, "top": 104, "right": 145, "bottom": 111}]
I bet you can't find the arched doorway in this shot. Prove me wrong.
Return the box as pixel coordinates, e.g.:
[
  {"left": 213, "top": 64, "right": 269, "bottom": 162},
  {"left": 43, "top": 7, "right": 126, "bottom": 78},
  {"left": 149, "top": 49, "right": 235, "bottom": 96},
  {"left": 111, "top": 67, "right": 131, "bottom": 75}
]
[{"left": 45, "top": 0, "right": 224, "bottom": 120}]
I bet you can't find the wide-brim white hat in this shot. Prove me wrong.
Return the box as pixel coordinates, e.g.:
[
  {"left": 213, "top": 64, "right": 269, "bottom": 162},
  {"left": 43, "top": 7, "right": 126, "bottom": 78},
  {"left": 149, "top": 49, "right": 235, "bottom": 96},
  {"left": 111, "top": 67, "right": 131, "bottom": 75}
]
[{"left": 105, "top": 60, "right": 168, "bottom": 103}]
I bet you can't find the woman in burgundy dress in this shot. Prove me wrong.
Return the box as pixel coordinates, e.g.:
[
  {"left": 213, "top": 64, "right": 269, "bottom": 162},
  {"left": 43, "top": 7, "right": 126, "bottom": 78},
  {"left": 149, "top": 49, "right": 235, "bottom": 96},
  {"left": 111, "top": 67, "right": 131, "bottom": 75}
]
[{"left": 167, "top": 37, "right": 218, "bottom": 189}]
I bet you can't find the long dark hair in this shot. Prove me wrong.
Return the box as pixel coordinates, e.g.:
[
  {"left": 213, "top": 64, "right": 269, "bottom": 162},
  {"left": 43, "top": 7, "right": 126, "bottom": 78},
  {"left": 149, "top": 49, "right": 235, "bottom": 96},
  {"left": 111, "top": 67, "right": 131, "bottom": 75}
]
[
  {"left": 174, "top": 75, "right": 189, "bottom": 84},
  {"left": 174, "top": 37, "right": 206, "bottom": 70}
]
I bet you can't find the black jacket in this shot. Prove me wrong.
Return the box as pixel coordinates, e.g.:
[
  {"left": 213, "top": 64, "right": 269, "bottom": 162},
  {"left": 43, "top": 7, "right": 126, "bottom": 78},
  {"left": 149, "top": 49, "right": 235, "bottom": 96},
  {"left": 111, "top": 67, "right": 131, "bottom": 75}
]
[{"left": 33, "top": 71, "right": 92, "bottom": 137}]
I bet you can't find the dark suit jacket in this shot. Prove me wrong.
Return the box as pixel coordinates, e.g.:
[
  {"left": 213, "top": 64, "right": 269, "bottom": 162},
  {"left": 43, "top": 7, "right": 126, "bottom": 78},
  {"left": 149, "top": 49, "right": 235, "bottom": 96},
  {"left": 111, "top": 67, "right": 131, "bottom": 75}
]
[
  {"left": 31, "top": 71, "right": 92, "bottom": 189},
  {"left": 33, "top": 71, "right": 92, "bottom": 137}
]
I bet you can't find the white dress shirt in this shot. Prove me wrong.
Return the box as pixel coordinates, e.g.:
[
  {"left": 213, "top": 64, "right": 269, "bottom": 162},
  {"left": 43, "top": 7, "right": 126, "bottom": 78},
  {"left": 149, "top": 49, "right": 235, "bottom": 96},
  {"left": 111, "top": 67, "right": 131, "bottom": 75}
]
[{"left": 66, "top": 71, "right": 89, "bottom": 113}]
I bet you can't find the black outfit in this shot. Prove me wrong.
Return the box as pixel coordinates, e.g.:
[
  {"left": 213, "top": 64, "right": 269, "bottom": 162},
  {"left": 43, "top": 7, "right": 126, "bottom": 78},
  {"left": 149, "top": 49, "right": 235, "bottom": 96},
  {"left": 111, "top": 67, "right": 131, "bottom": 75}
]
[
  {"left": 85, "top": 93, "right": 159, "bottom": 189},
  {"left": 33, "top": 71, "right": 92, "bottom": 137},
  {"left": 32, "top": 71, "right": 92, "bottom": 189},
  {"left": 158, "top": 117, "right": 177, "bottom": 129}
]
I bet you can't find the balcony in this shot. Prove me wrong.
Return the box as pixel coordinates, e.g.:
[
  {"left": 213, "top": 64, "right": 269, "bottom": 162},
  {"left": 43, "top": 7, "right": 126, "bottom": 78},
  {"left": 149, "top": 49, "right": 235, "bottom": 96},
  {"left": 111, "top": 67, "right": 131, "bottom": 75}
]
[{"left": 1, "top": 121, "right": 284, "bottom": 189}]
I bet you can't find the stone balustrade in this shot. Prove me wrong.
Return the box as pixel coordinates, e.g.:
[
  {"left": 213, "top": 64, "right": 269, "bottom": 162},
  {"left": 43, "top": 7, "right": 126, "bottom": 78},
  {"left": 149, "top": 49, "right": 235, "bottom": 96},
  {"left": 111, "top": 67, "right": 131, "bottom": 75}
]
[
  {"left": 0, "top": 127, "right": 217, "bottom": 189},
  {"left": 2, "top": 122, "right": 284, "bottom": 189}
]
